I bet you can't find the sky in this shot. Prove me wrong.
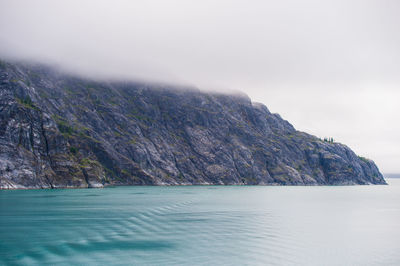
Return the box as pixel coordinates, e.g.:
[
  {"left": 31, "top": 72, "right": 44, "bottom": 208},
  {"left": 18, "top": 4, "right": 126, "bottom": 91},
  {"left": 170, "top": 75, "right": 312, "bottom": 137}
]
[{"left": 0, "top": 0, "right": 399, "bottom": 173}]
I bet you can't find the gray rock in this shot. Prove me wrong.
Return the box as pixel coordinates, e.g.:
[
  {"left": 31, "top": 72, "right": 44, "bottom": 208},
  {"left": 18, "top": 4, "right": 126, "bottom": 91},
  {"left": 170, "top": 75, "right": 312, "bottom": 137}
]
[{"left": 0, "top": 60, "right": 386, "bottom": 188}]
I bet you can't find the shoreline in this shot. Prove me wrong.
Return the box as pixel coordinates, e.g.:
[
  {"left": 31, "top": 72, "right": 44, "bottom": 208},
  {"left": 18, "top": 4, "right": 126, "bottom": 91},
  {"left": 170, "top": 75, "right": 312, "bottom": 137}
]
[{"left": 0, "top": 181, "right": 389, "bottom": 191}]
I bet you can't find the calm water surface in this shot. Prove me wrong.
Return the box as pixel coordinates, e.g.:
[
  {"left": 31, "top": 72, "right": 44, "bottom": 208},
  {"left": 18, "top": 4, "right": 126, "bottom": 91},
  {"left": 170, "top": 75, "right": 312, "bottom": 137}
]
[{"left": 1, "top": 179, "right": 400, "bottom": 265}]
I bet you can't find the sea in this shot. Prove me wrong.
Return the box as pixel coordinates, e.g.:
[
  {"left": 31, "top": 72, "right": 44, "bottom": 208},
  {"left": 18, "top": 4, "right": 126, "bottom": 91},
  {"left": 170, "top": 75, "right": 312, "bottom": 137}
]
[{"left": 1, "top": 178, "right": 400, "bottom": 265}]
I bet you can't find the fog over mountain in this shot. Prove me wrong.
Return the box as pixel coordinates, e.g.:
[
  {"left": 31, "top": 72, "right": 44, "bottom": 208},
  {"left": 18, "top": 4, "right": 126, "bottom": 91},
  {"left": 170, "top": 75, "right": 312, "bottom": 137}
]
[{"left": 0, "top": 0, "right": 399, "bottom": 172}]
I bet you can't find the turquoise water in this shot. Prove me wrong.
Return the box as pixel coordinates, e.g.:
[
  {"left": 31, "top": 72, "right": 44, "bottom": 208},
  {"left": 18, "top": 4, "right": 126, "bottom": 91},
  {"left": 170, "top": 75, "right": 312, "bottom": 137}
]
[{"left": 1, "top": 179, "right": 400, "bottom": 265}]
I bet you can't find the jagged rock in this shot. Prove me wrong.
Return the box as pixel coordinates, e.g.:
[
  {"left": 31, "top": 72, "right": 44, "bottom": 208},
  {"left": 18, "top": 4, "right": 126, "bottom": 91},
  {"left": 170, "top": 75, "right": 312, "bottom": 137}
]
[{"left": 0, "top": 60, "right": 386, "bottom": 188}]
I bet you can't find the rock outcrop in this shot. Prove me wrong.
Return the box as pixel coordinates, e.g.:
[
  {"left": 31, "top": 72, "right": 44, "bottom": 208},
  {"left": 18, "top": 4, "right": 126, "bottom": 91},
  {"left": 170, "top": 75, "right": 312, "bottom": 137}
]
[{"left": 0, "top": 60, "right": 386, "bottom": 188}]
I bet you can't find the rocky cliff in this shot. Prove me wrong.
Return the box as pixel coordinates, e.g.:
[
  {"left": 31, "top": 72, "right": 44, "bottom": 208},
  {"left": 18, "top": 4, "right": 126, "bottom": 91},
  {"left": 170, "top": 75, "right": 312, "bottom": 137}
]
[{"left": 0, "top": 60, "right": 386, "bottom": 188}]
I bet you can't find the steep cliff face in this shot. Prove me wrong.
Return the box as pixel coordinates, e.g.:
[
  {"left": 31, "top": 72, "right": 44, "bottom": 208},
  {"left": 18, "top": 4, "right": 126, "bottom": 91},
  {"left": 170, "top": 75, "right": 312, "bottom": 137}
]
[{"left": 0, "top": 61, "right": 386, "bottom": 188}]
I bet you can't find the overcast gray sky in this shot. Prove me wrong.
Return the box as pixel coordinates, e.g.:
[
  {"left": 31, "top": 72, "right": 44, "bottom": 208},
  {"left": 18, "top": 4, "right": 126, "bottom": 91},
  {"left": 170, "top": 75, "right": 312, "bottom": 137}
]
[{"left": 0, "top": 0, "right": 399, "bottom": 173}]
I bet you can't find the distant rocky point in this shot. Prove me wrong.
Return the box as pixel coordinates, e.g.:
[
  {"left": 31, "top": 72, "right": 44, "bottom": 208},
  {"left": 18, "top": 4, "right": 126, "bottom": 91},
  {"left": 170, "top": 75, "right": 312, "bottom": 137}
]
[
  {"left": 384, "top": 174, "right": 400, "bottom": 179},
  {"left": 0, "top": 60, "right": 386, "bottom": 189}
]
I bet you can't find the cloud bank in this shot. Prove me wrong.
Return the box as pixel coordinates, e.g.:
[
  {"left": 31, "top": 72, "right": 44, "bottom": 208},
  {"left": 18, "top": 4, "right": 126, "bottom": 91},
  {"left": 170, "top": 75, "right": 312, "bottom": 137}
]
[{"left": 1, "top": 0, "right": 399, "bottom": 172}]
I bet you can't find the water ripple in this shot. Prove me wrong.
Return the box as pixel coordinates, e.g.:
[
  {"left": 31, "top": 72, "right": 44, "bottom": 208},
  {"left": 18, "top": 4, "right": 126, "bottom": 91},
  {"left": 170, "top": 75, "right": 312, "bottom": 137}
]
[{"left": 1, "top": 182, "right": 400, "bottom": 265}]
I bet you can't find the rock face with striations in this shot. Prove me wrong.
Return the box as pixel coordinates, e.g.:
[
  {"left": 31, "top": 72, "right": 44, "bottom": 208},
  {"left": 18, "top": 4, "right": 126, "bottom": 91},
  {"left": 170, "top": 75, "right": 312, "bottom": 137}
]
[{"left": 0, "top": 60, "right": 386, "bottom": 188}]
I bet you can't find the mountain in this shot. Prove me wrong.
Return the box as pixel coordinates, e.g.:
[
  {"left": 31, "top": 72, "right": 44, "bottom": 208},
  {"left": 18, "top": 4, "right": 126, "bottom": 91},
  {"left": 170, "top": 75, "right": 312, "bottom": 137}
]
[
  {"left": 384, "top": 174, "right": 400, "bottom": 178},
  {"left": 0, "top": 60, "right": 386, "bottom": 188}
]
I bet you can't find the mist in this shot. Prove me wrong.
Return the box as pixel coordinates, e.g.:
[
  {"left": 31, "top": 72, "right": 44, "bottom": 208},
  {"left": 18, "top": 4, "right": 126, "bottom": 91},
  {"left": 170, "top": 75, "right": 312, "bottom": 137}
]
[{"left": 1, "top": 0, "right": 399, "bottom": 172}]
